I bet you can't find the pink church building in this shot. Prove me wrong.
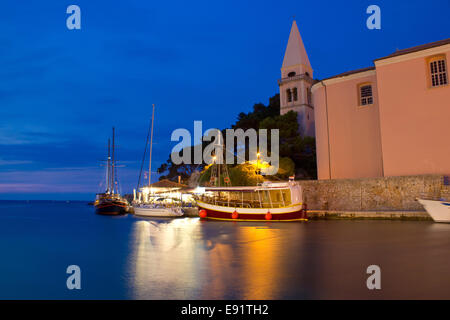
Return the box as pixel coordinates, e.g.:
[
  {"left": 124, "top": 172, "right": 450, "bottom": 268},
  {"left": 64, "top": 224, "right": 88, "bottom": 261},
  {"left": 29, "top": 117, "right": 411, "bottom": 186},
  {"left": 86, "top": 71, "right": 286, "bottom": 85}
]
[{"left": 279, "top": 21, "right": 450, "bottom": 180}]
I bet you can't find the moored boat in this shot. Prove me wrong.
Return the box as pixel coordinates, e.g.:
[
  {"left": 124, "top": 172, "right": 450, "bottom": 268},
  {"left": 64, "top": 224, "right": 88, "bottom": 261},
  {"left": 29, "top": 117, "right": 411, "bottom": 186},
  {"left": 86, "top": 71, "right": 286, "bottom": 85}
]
[
  {"left": 195, "top": 181, "right": 307, "bottom": 222},
  {"left": 95, "top": 194, "right": 129, "bottom": 215},
  {"left": 132, "top": 104, "right": 184, "bottom": 218},
  {"left": 133, "top": 203, "right": 184, "bottom": 217},
  {"left": 417, "top": 198, "right": 450, "bottom": 223},
  {"left": 94, "top": 127, "right": 129, "bottom": 216}
]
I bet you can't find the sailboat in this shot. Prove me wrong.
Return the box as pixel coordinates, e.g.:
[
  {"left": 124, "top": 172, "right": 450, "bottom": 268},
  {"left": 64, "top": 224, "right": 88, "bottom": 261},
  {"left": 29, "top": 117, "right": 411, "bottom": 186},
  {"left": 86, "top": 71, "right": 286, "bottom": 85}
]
[
  {"left": 132, "top": 104, "right": 184, "bottom": 217},
  {"left": 94, "top": 127, "right": 130, "bottom": 215}
]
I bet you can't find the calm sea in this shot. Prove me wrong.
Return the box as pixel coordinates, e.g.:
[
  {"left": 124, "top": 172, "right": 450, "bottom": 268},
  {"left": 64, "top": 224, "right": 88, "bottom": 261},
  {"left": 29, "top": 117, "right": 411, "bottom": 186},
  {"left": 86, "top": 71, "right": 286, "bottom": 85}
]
[{"left": 0, "top": 200, "right": 449, "bottom": 299}]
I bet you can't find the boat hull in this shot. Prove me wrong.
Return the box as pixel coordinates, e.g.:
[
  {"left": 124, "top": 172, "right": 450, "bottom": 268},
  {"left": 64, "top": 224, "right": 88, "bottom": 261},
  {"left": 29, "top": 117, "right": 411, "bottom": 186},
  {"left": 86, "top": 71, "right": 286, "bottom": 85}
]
[
  {"left": 418, "top": 199, "right": 450, "bottom": 223},
  {"left": 95, "top": 202, "right": 128, "bottom": 216},
  {"left": 197, "top": 201, "right": 307, "bottom": 222},
  {"left": 133, "top": 206, "right": 184, "bottom": 217}
]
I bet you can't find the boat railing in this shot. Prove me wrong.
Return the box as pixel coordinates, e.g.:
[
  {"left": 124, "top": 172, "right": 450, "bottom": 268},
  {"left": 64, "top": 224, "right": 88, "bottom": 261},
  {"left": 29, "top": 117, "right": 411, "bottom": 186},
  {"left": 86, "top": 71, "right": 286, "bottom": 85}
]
[{"left": 199, "top": 196, "right": 290, "bottom": 209}]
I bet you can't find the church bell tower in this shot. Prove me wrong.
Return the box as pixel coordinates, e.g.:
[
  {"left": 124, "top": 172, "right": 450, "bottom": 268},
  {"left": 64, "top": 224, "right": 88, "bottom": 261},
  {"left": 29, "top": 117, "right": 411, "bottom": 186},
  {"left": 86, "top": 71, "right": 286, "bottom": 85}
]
[{"left": 278, "top": 20, "right": 315, "bottom": 137}]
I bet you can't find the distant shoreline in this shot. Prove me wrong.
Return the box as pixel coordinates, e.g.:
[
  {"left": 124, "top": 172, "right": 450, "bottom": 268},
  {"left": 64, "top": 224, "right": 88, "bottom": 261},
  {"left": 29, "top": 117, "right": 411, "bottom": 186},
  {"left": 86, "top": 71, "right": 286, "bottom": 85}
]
[{"left": 0, "top": 199, "right": 91, "bottom": 202}]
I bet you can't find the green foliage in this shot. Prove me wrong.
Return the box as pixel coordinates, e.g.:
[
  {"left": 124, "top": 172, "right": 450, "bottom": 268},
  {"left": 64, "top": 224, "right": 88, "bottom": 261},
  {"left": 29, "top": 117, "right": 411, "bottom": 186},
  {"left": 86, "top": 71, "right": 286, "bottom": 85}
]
[
  {"left": 197, "top": 157, "right": 295, "bottom": 186},
  {"left": 233, "top": 94, "right": 280, "bottom": 130},
  {"left": 229, "top": 163, "right": 261, "bottom": 186},
  {"left": 259, "top": 110, "right": 316, "bottom": 179},
  {"left": 276, "top": 157, "right": 295, "bottom": 179},
  {"left": 197, "top": 165, "right": 212, "bottom": 185},
  {"left": 157, "top": 145, "right": 205, "bottom": 184}
]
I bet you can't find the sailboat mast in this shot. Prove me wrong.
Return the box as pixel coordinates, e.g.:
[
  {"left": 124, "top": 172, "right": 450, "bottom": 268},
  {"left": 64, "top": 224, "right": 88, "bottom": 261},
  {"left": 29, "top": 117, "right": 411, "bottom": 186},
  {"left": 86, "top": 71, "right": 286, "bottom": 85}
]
[
  {"left": 107, "top": 138, "right": 111, "bottom": 193},
  {"left": 148, "top": 104, "right": 155, "bottom": 186},
  {"left": 111, "top": 127, "right": 115, "bottom": 194}
]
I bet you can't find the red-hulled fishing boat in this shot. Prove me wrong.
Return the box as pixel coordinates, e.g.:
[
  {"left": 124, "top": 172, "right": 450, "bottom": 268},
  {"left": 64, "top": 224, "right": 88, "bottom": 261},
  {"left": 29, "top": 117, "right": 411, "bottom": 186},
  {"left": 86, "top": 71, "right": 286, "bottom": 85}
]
[{"left": 195, "top": 181, "right": 307, "bottom": 222}]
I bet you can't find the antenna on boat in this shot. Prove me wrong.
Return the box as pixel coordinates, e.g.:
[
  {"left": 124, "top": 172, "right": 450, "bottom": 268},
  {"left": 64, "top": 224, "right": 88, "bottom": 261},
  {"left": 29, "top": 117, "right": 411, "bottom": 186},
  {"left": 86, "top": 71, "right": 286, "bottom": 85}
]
[
  {"left": 107, "top": 138, "right": 111, "bottom": 194},
  {"left": 148, "top": 104, "right": 155, "bottom": 187},
  {"left": 209, "top": 129, "right": 231, "bottom": 187},
  {"left": 111, "top": 127, "right": 115, "bottom": 195},
  {"left": 136, "top": 116, "right": 152, "bottom": 191}
]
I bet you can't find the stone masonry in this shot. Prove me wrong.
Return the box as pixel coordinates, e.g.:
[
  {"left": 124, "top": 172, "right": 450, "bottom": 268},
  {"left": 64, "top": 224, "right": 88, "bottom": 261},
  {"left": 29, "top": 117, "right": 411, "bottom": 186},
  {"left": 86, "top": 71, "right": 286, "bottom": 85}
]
[{"left": 298, "top": 174, "right": 449, "bottom": 212}]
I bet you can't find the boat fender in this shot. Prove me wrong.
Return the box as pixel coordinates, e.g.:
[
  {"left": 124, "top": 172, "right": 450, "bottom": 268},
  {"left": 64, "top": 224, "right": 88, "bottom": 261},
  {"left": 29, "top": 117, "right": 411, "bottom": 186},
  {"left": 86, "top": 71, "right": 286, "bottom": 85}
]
[
  {"left": 199, "top": 209, "right": 207, "bottom": 218},
  {"left": 265, "top": 211, "right": 272, "bottom": 220},
  {"left": 232, "top": 210, "right": 238, "bottom": 219},
  {"left": 302, "top": 203, "right": 308, "bottom": 219}
]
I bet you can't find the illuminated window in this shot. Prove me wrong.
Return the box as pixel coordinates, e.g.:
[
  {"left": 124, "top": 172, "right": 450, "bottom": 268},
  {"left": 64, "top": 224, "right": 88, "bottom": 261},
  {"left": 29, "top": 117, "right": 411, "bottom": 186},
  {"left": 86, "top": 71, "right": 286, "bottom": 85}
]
[
  {"left": 359, "top": 84, "right": 373, "bottom": 106},
  {"left": 429, "top": 56, "right": 448, "bottom": 87},
  {"left": 293, "top": 88, "right": 298, "bottom": 101},
  {"left": 286, "top": 89, "right": 292, "bottom": 102}
]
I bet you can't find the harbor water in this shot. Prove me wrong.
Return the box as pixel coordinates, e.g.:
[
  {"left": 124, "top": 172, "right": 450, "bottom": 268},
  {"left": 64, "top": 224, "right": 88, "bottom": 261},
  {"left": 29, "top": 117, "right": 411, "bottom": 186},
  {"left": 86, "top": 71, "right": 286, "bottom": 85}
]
[{"left": 0, "top": 200, "right": 449, "bottom": 299}]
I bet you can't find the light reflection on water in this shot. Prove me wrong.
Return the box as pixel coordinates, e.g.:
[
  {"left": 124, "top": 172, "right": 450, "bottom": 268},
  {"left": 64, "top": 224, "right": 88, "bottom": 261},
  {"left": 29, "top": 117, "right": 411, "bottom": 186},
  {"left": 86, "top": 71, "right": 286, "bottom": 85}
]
[
  {"left": 127, "top": 218, "right": 450, "bottom": 300},
  {"left": 129, "top": 218, "right": 208, "bottom": 299},
  {"left": 0, "top": 201, "right": 449, "bottom": 299},
  {"left": 128, "top": 218, "right": 305, "bottom": 299}
]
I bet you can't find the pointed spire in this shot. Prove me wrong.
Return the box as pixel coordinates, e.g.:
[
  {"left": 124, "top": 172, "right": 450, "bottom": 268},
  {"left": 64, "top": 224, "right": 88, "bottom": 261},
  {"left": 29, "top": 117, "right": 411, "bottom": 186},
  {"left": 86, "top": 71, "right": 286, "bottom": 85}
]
[{"left": 282, "top": 20, "right": 311, "bottom": 70}]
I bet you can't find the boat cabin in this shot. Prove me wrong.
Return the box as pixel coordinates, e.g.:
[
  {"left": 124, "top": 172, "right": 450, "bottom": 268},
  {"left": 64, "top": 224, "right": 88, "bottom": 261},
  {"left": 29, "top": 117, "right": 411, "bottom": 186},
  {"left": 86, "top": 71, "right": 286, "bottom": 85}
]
[{"left": 196, "top": 182, "right": 303, "bottom": 209}]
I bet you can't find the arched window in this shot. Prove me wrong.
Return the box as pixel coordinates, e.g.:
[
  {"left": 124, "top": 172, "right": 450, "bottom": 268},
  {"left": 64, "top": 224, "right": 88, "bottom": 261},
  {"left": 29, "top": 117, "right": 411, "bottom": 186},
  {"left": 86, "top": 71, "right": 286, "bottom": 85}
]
[{"left": 288, "top": 71, "right": 296, "bottom": 77}]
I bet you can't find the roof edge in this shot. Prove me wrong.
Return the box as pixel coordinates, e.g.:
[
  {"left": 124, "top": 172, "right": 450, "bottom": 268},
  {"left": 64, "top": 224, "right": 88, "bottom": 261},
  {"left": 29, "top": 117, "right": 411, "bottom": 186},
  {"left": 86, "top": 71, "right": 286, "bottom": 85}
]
[{"left": 374, "top": 38, "right": 450, "bottom": 62}]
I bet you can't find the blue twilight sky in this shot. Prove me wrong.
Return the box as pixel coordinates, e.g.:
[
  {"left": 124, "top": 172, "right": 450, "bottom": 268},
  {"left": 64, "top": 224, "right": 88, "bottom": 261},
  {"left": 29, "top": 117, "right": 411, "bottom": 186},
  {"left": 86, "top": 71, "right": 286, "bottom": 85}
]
[{"left": 0, "top": 0, "right": 449, "bottom": 200}]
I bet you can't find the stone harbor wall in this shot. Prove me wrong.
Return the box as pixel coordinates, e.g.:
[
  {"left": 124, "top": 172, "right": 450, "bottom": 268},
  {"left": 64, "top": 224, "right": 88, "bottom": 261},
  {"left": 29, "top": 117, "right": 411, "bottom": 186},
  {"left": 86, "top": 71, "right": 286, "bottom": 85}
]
[
  {"left": 298, "top": 174, "right": 449, "bottom": 212},
  {"left": 151, "top": 174, "right": 450, "bottom": 220}
]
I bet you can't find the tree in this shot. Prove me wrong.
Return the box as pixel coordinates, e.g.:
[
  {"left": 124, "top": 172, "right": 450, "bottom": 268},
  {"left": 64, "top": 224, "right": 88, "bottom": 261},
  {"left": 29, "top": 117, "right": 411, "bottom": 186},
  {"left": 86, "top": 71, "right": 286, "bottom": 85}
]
[
  {"left": 259, "top": 110, "right": 317, "bottom": 178},
  {"left": 157, "top": 145, "right": 205, "bottom": 184}
]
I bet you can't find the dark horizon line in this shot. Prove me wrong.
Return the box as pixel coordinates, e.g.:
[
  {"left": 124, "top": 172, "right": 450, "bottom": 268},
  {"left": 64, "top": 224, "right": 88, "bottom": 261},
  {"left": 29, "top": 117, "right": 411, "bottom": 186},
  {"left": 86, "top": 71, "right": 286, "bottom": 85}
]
[{"left": 0, "top": 199, "right": 92, "bottom": 202}]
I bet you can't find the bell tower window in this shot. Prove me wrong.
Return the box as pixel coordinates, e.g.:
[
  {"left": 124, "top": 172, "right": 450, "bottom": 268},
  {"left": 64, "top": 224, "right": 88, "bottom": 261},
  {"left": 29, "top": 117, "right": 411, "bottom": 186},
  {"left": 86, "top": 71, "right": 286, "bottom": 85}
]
[
  {"left": 293, "top": 88, "right": 298, "bottom": 101},
  {"left": 286, "top": 89, "right": 292, "bottom": 102},
  {"left": 307, "top": 87, "right": 312, "bottom": 105}
]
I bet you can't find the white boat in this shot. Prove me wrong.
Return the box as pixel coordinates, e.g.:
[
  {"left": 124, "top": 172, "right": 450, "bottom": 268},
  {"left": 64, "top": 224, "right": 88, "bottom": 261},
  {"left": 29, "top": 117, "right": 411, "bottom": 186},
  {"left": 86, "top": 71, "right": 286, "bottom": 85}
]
[
  {"left": 132, "top": 104, "right": 184, "bottom": 218},
  {"left": 133, "top": 203, "right": 184, "bottom": 217},
  {"left": 195, "top": 181, "right": 307, "bottom": 222},
  {"left": 417, "top": 199, "right": 450, "bottom": 223}
]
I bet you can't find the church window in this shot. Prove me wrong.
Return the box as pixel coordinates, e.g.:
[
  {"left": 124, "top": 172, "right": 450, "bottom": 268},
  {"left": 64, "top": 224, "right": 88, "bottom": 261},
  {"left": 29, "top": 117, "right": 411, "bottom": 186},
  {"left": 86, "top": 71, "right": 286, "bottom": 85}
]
[
  {"left": 359, "top": 84, "right": 373, "bottom": 106},
  {"left": 286, "top": 89, "right": 292, "bottom": 102},
  {"left": 288, "top": 71, "right": 296, "bottom": 77},
  {"left": 429, "top": 56, "right": 448, "bottom": 87},
  {"left": 307, "top": 87, "right": 312, "bottom": 105},
  {"left": 293, "top": 88, "right": 298, "bottom": 101},
  {"left": 305, "top": 72, "right": 310, "bottom": 77}
]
